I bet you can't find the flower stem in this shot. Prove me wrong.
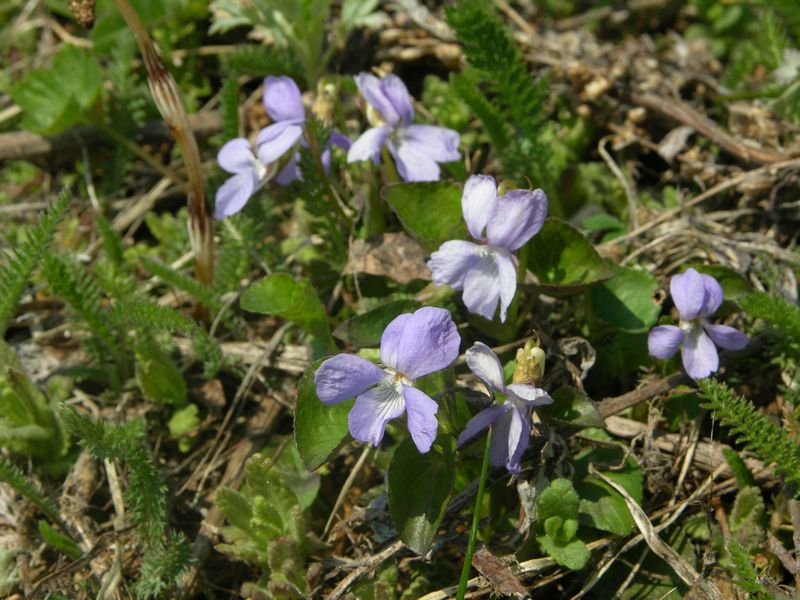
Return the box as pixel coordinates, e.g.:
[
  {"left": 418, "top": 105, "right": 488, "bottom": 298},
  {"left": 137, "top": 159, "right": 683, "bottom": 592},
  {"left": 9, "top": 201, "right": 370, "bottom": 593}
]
[{"left": 457, "top": 428, "right": 492, "bottom": 600}]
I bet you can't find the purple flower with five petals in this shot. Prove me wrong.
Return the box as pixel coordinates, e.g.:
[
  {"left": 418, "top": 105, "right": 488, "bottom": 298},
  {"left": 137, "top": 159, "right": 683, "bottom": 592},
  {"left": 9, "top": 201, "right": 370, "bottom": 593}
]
[
  {"left": 347, "top": 73, "right": 460, "bottom": 182},
  {"left": 215, "top": 137, "right": 278, "bottom": 220},
  {"left": 648, "top": 268, "right": 748, "bottom": 380},
  {"left": 314, "top": 307, "right": 460, "bottom": 453},
  {"left": 427, "top": 175, "right": 548, "bottom": 321},
  {"left": 457, "top": 343, "right": 553, "bottom": 475}
]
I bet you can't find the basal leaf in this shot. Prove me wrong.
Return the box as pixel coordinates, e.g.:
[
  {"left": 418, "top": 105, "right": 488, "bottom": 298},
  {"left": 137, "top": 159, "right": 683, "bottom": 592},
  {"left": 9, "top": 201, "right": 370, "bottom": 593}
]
[
  {"left": 538, "top": 387, "right": 604, "bottom": 429},
  {"left": 383, "top": 182, "right": 466, "bottom": 252},
  {"left": 589, "top": 265, "right": 660, "bottom": 333},
  {"left": 334, "top": 299, "right": 421, "bottom": 347}
]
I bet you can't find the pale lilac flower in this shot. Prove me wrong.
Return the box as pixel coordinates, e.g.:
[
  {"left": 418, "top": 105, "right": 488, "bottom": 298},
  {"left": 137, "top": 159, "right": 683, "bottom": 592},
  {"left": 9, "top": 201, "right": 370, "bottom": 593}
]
[
  {"left": 427, "top": 175, "right": 548, "bottom": 321},
  {"left": 648, "top": 268, "right": 748, "bottom": 380},
  {"left": 347, "top": 73, "right": 460, "bottom": 181},
  {"left": 457, "top": 342, "right": 552, "bottom": 475},
  {"left": 314, "top": 307, "right": 460, "bottom": 453},
  {"left": 214, "top": 138, "right": 277, "bottom": 220}
]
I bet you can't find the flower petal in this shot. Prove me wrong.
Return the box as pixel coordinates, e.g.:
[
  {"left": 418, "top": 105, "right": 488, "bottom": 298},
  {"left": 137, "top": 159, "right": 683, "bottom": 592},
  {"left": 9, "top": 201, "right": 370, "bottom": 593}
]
[
  {"left": 457, "top": 405, "right": 507, "bottom": 448},
  {"left": 489, "top": 409, "right": 512, "bottom": 469},
  {"left": 214, "top": 171, "right": 256, "bottom": 220},
  {"left": 329, "top": 131, "right": 352, "bottom": 151},
  {"left": 486, "top": 189, "right": 548, "bottom": 251},
  {"left": 648, "top": 325, "right": 684, "bottom": 359},
  {"left": 428, "top": 240, "right": 481, "bottom": 291},
  {"left": 347, "top": 125, "right": 390, "bottom": 164},
  {"left": 275, "top": 154, "right": 301, "bottom": 185},
  {"left": 462, "top": 253, "right": 501, "bottom": 320},
  {"left": 461, "top": 175, "right": 497, "bottom": 240},
  {"left": 670, "top": 268, "right": 706, "bottom": 320},
  {"left": 256, "top": 122, "right": 304, "bottom": 164},
  {"left": 506, "top": 384, "right": 553, "bottom": 407},
  {"left": 495, "top": 249, "right": 518, "bottom": 323},
  {"left": 705, "top": 324, "right": 748, "bottom": 351},
  {"left": 506, "top": 404, "right": 531, "bottom": 475},
  {"left": 681, "top": 329, "right": 719, "bottom": 380},
  {"left": 391, "top": 141, "right": 441, "bottom": 182},
  {"left": 700, "top": 274, "right": 724, "bottom": 317},
  {"left": 218, "top": 138, "right": 255, "bottom": 174},
  {"left": 380, "top": 307, "right": 460, "bottom": 379},
  {"left": 402, "top": 384, "right": 439, "bottom": 453},
  {"left": 349, "top": 379, "right": 406, "bottom": 447},
  {"left": 400, "top": 125, "right": 460, "bottom": 163},
  {"left": 263, "top": 76, "right": 305, "bottom": 122},
  {"left": 355, "top": 73, "right": 405, "bottom": 127},
  {"left": 465, "top": 341, "right": 505, "bottom": 392},
  {"left": 380, "top": 74, "right": 414, "bottom": 126},
  {"left": 314, "top": 354, "right": 386, "bottom": 405}
]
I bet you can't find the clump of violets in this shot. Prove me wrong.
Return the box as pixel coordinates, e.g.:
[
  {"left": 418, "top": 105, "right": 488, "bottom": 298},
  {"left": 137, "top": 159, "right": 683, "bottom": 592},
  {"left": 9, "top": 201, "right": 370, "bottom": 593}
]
[
  {"left": 315, "top": 307, "right": 460, "bottom": 453},
  {"left": 648, "top": 268, "right": 748, "bottom": 380},
  {"left": 427, "top": 175, "right": 548, "bottom": 321},
  {"left": 457, "top": 342, "right": 553, "bottom": 475},
  {"left": 347, "top": 73, "right": 460, "bottom": 182}
]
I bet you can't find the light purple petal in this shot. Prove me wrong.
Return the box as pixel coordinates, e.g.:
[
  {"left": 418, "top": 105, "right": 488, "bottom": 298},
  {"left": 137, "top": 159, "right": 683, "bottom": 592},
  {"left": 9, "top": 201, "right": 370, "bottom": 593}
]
[
  {"left": 681, "top": 329, "right": 719, "bottom": 380},
  {"left": 457, "top": 405, "right": 507, "bottom": 448},
  {"left": 314, "top": 354, "right": 386, "bottom": 405},
  {"left": 466, "top": 342, "right": 505, "bottom": 392},
  {"left": 347, "top": 125, "right": 391, "bottom": 164},
  {"left": 263, "top": 76, "right": 305, "bottom": 122},
  {"left": 428, "top": 240, "right": 481, "bottom": 290},
  {"left": 379, "top": 307, "right": 460, "bottom": 379},
  {"left": 705, "top": 324, "right": 748, "bottom": 351},
  {"left": 461, "top": 175, "right": 497, "bottom": 240},
  {"left": 355, "top": 73, "right": 403, "bottom": 127},
  {"left": 391, "top": 141, "right": 441, "bottom": 182},
  {"left": 330, "top": 131, "right": 352, "bottom": 151},
  {"left": 380, "top": 74, "right": 414, "bottom": 126},
  {"left": 218, "top": 138, "right": 255, "bottom": 174},
  {"left": 462, "top": 254, "right": 501, "bottom": 320},
  {"left": 349, "top": 379, "right": 406, "bottom": 447},
  {"left": 495, "top": 249, "right": 518, "bottom": 323},
  {"left": 256, "top": 122, "right": 304, "bottom": 164},
  {"left": 400, "top": 125, "right": 460, "bottom": 163},
  {"left": 670, "top": 268, "right": 706, "bottom": 321},
  {"left": 489, "top": 409, "right": 512, "bottom": 469},
  {"left": 215, "top": 171, "right": 257, "bottom": 220},
  {"left": 700, "top": 274, "right": 724, "bottom": 317},
  {"left": 505, "top": 405, "right": 531, "bottom": 475},
  {"left": 648, "top": 325, "right": 684, "bottom": 359},
  {"left": 402, "top": 384, "right": 439, "bottom": 453},
  {"left": 506, "top": 384, "right": 553, "bottom": 407},
  {"left": 275, "top": 154, "right": 301, "bottom": 185},
  {"left": 486, "top": 189, "right": 549, "bottom": 251}
]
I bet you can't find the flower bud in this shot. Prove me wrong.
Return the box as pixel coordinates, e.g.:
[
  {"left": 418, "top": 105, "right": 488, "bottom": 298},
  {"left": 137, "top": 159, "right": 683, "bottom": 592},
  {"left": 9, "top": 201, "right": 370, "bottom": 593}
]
[{"left": 512, "top": 339, "right": 546, "bottom": 385}]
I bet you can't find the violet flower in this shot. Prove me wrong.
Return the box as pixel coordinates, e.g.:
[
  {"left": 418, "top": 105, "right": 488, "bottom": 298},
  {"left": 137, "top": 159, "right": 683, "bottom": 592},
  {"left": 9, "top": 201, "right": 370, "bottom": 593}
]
[
  {"left": 347, "top": 73, "right": 460, "bottom": 181},
  {"left": 457, "top": 342, "right": 552, "bottom": 475},
  {"left": 427, "top": 175, "right": 548, "bottom": 321},
  {"left": 214, "top": 137, "right": 278, "bottom": 220},
  {"left": 648, "top": 268, "right": 748, "bottom": 380},
  {"left": 314, "top": 307, "right": 460, "bottom": 453}
]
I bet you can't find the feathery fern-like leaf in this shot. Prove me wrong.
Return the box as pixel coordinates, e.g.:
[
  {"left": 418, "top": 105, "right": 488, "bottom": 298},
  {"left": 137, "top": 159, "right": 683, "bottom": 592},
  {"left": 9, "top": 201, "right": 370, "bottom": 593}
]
[
  {"left": 223, "top": 45, "right": 302, "bottom": 80},
  {"left": 220, "top": 77, "right": 240, "bottom": 141},
  {"left": 726, "top": 539, "right": 772, "bottom": 596},
  {"left": 0, "top": 456, "right": 61, "bottom": 525}
]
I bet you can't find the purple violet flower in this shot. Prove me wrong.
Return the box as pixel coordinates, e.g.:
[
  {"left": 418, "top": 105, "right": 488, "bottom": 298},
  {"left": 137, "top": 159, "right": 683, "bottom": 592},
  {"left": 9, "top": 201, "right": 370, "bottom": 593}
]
[
  {"left": 214, "top": 137, "right": 278, "bottom": 220},
  {"left": 314, "top": 307, "right": 460, "bottom": 453},
  {"left": 427, "top": 175, "right": 548, "bottom": 321},
  {"left": 347, "top": 73, "right": 460, "bottom": 182},
  {"left": 648, "top": 268, "right": 748, "bottom": 380},
  {"left": 457, "top": 342, "right": 553, "bottom": 475}
]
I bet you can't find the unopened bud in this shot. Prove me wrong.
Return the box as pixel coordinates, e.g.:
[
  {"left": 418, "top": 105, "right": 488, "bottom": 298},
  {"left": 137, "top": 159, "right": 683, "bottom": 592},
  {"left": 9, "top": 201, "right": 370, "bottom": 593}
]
[
  {"left": 512, "top": 339, "right": 546, "bottom": 385},
  {"left": 496, "top": 180, "right": 518, "bottom": 197}
]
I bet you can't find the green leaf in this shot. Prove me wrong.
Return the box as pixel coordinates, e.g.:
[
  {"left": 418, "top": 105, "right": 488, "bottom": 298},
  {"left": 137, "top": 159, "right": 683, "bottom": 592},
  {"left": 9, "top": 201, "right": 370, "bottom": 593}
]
[
  {"left": 38, "top": 521, "right": 82, "bottom": 560},
  {"left": 135, "top": 344, "right": 187, "bottom": 406},
  {"left": 525, "top": 218, "right": 613, "bottom": 294},
  {"left": 730, "top": 486, "right": 765, "bottom": 548},
  {"left": 589, "top": 265, "right": 660, "bottom": 333},
  {"left": 536, "top": 478, "right": 590, "bottom": 570},
  {"left": 294, "top": 363, "right": 353, "bottom": 471},
  {"left": 383, "top": 182, "right": 466, "bottom": 252},
  {"left": 168, "top": 404, "right": 200, "bottom": 453},
  {"left": 334, "top": 299, "right": 421, "bottom": 347},
  {"left": 10, "top": 45, "right": 102, "bottom": 134},
  {"left": 241, "top": 273, "right": 335, "bottom": 351},
  {"left": 388, "top": 435, "right": 456, "bottom": 556},
  {"left": 694, "top": 265, "right": 753, "bottom": 303},
  {"left": 538, "top": 536, "right": 591, "bottom": 570},
  {"left": 538, "top": 387, "right": 604, "bottom": 428}
]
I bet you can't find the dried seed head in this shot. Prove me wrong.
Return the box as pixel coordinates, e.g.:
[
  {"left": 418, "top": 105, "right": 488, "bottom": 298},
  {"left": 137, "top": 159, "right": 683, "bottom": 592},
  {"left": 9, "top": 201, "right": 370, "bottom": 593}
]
[{"left": 69, "top": 0, "right": 95, "bottom": 28}]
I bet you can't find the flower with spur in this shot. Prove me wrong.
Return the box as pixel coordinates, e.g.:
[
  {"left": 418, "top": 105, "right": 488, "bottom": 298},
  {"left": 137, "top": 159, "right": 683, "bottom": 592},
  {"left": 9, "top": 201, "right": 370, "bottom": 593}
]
[
  {"left": 457, "top": 342, "right": 553, "bottom": 475},
  {"left": 427, "top": 175, "right": 548, "bottom": 322},
  {"left": 347, "top": 73, "right": 460, "bottom": 182},
  {"left": 648, "top": 268, "right": 748, "bottom": 380},
  {"left": 314, "top": 307, "right": 460, "bottom": 453}
]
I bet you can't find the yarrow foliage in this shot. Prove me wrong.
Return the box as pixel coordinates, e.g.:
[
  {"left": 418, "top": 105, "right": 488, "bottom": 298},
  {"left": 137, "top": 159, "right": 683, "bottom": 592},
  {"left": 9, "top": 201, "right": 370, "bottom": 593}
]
[
  {"left": 648, "top": 268, "right": 748, "bottom": 379},
  {"left": 457, "top": 342, "right": 552, "bottom": 474},
  {"left": 314, "top": 307, "right": 460, "bottom": 453},
  {"left": 427, "top": 175, "right": 548, "bottom": 321}
]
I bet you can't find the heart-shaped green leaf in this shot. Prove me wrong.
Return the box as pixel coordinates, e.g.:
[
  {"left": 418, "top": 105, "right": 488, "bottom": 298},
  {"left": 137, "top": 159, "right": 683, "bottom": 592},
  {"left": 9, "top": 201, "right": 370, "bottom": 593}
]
[
  {"left": 333, "top": 299, "right": 421, "bottom": 347},
  {"left": 383, "top": 182, "right": 466, "bottom": 252},
  {"left": 589, "top": 265, "right": 660, "bottom": 333},
  {"left": 538, "top": 387, "right": 604, "bottom": 428}
]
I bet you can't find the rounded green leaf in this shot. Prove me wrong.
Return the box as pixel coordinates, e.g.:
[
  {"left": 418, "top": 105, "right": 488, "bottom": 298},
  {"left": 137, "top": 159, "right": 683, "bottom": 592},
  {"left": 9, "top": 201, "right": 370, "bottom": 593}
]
[
  {"left": 538, "top": 387, "right": 604, "bottom": 428},
  {"left": 388, "top": 435, "right": 456, "bottom": 556},
  {"left": 383, "top": 182, "right": 466, "bottom": 252},
  {"left": 333, "top": 299, "right": 421, "bottom": 347},
  {"left": 589, "top": 265, "right": 660, "bottom": 333}
]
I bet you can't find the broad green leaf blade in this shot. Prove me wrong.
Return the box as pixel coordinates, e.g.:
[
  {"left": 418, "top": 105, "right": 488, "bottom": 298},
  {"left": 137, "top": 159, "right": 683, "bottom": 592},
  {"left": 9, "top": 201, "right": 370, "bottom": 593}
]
[
  {"left": 241, "top": 273, "right": 336, "bottom": 351},
  {"left": 589, "top": 265, "right": 660, "bottom": 333},
  {"left": 538, "top": 387, "right": 604, "bottom": 428},
  {"left": 524, "top": 218, "right": 613, "bottom": 294},
  {"left": 388, "top": 435, "right": 456, "bottom": 555},
  {"left": 383, "top": 182, "right": 466, "bottom": 252},
  {"left": 536, "top": 478, "right": 591, "bottom": 570},
  {"left": 333, "top": 299, "right": 421, "bottom": 347},
  {"left": 294, "top": 364, "right": 352, "bottom": 471}
]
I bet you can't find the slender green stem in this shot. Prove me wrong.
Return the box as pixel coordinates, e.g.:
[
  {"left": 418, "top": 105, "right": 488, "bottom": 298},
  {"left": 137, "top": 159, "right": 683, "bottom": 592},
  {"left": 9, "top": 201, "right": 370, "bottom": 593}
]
[{"left": 457, "top": 428, "right": 493, "bottom": 599}]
